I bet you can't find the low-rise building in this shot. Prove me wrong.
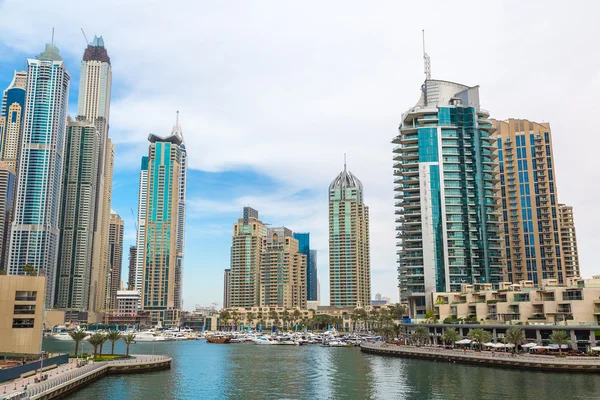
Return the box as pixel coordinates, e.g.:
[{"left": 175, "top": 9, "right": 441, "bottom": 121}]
[
  {"left": 105, "top": 290, "right": 149, "bottom": 327},
  {"left": 0, "top": 275, "right": 45, "bottom": 356},
  {"left": 433, "top": 277, "right": 600, "bottom": 325}
]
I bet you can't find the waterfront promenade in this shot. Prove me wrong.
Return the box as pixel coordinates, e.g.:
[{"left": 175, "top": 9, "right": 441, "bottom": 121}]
[
  {"left": 1, "top": 355, "right": 171, "bottom": 399},
  {"left": 361, "top": 342, "right": 600, "bottom": 372}
]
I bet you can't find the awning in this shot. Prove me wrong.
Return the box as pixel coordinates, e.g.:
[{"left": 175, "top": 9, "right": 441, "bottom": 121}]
[
  {"left": 521, "top": 343, "right": 537, "bottom": 348},
  {"left": 456, "top": 339, "right": 472, "bottom": 344}
]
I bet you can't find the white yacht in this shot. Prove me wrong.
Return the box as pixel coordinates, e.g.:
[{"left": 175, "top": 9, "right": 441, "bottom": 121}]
[
  {"left": 52, "top": 332, "right": 73, "bottom": 341},
  {"left": 134, "top": 331, "right": 166, "bottom": 342},
  {"left": 252, "top": 336, "right": 279, "bottom": 345}
]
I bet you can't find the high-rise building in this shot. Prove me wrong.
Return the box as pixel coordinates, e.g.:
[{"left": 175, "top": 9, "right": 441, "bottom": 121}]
[
  {"left": 134, "top": 157, "right": 148, "bottom": 295},
  {"left": 0, "top": 70, "right": 27, "bottom": 170},
  {"left": 393, "top": 80, "right": 503, "bottom": 317},
  {"left": 127, "top": 246, "right": 136, "bottom": 290},
  {"left": 55, "top": 119, "right": 101, "bottom": 310},
  {"left": 493, "top": 119, "right": 569, "bottom": 284},
  {"left": 329, "top": 163, "right": 371, "bottom": 308},
  {"left": 559, "top": 204, "right": 580, "bottom": 278},
  {"left": 78, "top": 35, "right": 114, "bottom": 314},
  {"left": 174, "top": 131, "right": 187, "bottom": 311},
  {"left": 139, "top": 117, "right": 187, "bottom": 326},
  {"left": 107, "top": 211, "right": 124, "bottom": 309},
  {"left": 293, "top": 233, "right": 317, "bottom": 301},
  {"left": 261, "top": 227, "right": 307, "bottom": 309},
  {"left": 229, "top": 207, "right": 267, "bottom": 308},
  {"left": 0, "top": 162, "right": 16, "bottom": 272},
  {"left": 8, "top": 43, "right": 70, "bottom": 308},
  {"left": 223, "top": 269, "right": 231, "bottom": 309}
]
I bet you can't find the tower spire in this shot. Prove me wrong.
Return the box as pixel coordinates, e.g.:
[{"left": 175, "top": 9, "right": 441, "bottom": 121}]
[
  {"left": 176, "top": 110, "right": 179, "bottom": 129},
  {"left": 422, "top": 29, "right": 431, "bottom": 80},
  {"left": 344, "top": 153, "right": 347, "bottom": 172}
]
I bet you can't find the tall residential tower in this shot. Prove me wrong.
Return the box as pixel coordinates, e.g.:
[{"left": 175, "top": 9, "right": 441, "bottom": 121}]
[
  {"left": 8, "top": 43, "right": 70, "bottom": 308},
  {"left": 329, "top": 163, "right": 371, "bottom": 308},
  {"left": 293, "top": 233, "right": 318, "bottom": 301},
  {"left": 393, "top": 80, "right": 503, "bottom": 317},
  {"left": 0, "top": 70, "right": 27, "bottom": 170}
]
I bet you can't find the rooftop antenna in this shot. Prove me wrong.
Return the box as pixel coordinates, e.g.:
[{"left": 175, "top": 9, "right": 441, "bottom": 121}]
[
  {"left": 81, "top": 28, "right": 89, "bottom": 45},
  {"left": 422, "top": 29, "right": 431, "bottom": 80},
  {"left": 344, "top": 153, "right": 347, "bottom": 172},
  {"left": 176, "top": 110, "right": 179, "bottom": 128},
  {"left": 51, "top": 28, "right": 55, "bottom": 45}
]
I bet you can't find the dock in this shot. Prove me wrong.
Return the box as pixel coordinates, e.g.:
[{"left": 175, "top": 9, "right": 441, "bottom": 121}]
[
  {"left": 360, "top": 342, "right": 600, "bottom": 373},
  {"left": 2, "top": 355, "right": 171, "bottom": 400}
]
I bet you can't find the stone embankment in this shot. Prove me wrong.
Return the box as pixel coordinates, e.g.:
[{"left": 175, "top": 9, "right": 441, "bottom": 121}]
[
  {"left": 3, "top": 355, "right": 171, "bottom": 400},
  {"left": 360, "top": 343, "right": 600, "bottom": 373}
]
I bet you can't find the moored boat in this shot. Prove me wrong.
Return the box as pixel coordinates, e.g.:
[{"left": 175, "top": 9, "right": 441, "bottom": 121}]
[{"left": 206, "top": 335, "right": 231, "bottom": 344}]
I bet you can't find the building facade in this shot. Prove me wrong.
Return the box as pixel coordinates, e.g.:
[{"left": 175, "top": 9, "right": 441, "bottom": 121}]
[
  {"left": 223, "top": 268, "right": 230, "bottom": 309},
  {"left": 329, "top": 164, "right": 371, "bottom": 308},
  {"left": 261, "top": 227, "right": 307, "bottom": 309},
  {"left": 108, "top": 211, "right": 124, "bottom": 310},
  {"left": 8, "top": 43, "right": 70, "bottom": 308},
  {"left": 393, "top": 80, "right": 503, "bottom": 317},
  {"left": 0, "top": 162, "right": 15, "bottom": 272},
  {"left": 0, "top": 275, "right": 46, "bottom": 356},
  {"left": 0, "top": 70, "right": 27, "bottom": 171},
  {"left": 558, "top": 204, "right": 579, "bottom": 278},
  {"left": 293, "top": 233, "right": 317, "bottom": 302},
  {"left": 134, "top": 157, "right": 148, "bottom": 295},
  {"left": 493, "top": 119, "right": 571, "bottom": 284},
  {"left": 127, "top": 246, "right": 136, "bottom": 290},
  {"left": 139, "top": 118, "right": 187, "bottom": 326},
  {"left": 56, "top": 119, "right": 101, "bottom": 310},
  {"left": 228, "top": 207, "right": 267, "bottom": 308}
]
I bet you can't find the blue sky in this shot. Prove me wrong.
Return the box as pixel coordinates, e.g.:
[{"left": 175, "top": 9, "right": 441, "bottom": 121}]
[{"left": 1, "top": 0, "right": 599, "bottom": 310}]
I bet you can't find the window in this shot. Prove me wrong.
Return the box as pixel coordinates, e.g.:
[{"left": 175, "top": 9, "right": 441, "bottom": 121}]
[
  {"left": 12, "top": 318, "right": 35, "bottom": 328},
  {"left": 14, "top": 304, "right": 36, "bottom": 315},
  {"left": 15, "top": 291, "right": 37, "bottom": 301}
]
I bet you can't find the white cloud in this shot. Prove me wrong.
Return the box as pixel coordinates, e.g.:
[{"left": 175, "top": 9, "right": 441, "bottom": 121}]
[{"left": 1, "top": 0, "right": 599, "bottom": 305}]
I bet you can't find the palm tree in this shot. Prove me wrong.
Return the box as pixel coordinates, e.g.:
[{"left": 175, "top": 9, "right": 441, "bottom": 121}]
[
  {"left": 393, "top": 323, "right": 402, "bottom": 341},
  {"left": 123, "top": 333, "right": 135, "bottom": 357},
  {"left": 69, "top": 329, "right": 87, "bottom": 357},
  {"left": 268, "top": 310, "right": 279, "bottom": 329},
  {"left": 369, "top": 309, "right": 380, "bottom": 330},
  {"left": 351, "top": 308, "right": 367, "bottom": 332},
  {"left": 219, "top": 310, "right": 231, "bottom": 331},
  {"left": 88, "top": 333, "right": 105, "bottom": 358},
  {"left": 424, "top": 310, "right": 438, "bottom": 324},
  {"left": 390, "top": 303, "right": 406, "bottom": 321},
  {"left": 106, "top": 330, "right": 121, "bottom": 355},
  {"left": 98, "top": 334, "right": 108, "bottom": 357},
  {"left": 441, "top": 327, "right": 460, "bottom": 348},
  {"left": 293, "top": 310, "right": 302, "bottom": 327},
  {"left": 246, "top": 312, "right": 256, "bottom": 329},
  {"left": 550, "top": 330, "right": 570, "bottom": 355},
  {"left": 468, "top": 328, "right": 492, "bottom": 351},
  {"left": 231, "top": 311, "right": 241, "bottom": 331},
  {"left": 412, "top": 326, "right": 430, "bottom": 346},
  {"left": 505, "top": 327, "right": 525, "bottom": 353},
  {"left": 23, "top": 264, "right": 36, "bottom": 276}
]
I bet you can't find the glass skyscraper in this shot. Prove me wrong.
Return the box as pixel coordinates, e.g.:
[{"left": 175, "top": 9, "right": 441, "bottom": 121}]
[
  {"left": 393, "top": 80, "right": 503, "bottom": 317},
  {"left": 0, "top": 70, "right": 26, "bottom": 171},
  {"left": 8, "top": 43, "right": 70, "bottom": 308},
  {"left": 293, "top": 232, "right": 318, "bottom": 301}
]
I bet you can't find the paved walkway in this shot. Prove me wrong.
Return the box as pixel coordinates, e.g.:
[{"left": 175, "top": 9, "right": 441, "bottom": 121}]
[{"left": 1, "top": 355, "right": 170, "bottom": 399}]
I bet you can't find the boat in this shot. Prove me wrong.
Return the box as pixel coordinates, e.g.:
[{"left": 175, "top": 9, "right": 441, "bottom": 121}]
[
  {"left": 52, "top": 332, "right": 73, "bottom": 341},
  {"left": 134, "top": 331, "right": 166, "bottom": 342},
  {"left": 252, "top": 336, "right": 279, "bottom": 345},
  {"left": 206, "top": 335, "right": 231, "bottom": 344}
]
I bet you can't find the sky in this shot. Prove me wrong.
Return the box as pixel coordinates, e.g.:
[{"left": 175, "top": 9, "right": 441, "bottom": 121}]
[{"left": 0, "top": 1, "right": 599, "bottom": 310}]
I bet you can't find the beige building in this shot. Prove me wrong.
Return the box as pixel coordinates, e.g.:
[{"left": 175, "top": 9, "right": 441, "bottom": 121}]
[
  {"left": 0, "top": 275, "right": 45, "bottom": 356},
  {"left": 433, "top": 277, "right": 600, "bottom": 325},
  {"left": 0, "top": 70, "right": 27, "bottom": 171},
  {"left": 0, "top": 162, "right": 15, "bottom": 272},
  {"left": 229, "top": 207, "right": 267, "bottom": 308},
  {"left": 493, "top": 119, "right": 575, "bottom": 285},
  {"left": 108, "top": 211, "right": 124, "bottom": 310},
  {"left": 558, "top": 204, "right": 579, "bottom": 278},
  {"left": 260, "top": 228, "right": 307, "bottom": 309}
]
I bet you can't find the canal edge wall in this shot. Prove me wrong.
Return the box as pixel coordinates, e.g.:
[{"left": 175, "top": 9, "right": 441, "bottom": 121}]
[{"left": 360, "top": 344, "right": 600, "bottom": 373}]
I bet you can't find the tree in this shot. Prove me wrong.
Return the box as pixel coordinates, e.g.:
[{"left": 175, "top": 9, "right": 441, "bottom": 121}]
[
  {"left": 231, "top": 311, "right": 241, "bottom": 331},
  {"left": 246, "top": 312, "right": 256, "bottom": 328},
  {"left": 550, "top": 330, "right": 570, "bottom": 355},
  {"left": 268, "top": 310, "right": 279, "bottom": 329},
  {"left": 106, "top": 330, "right": 121, "bottom": 355},
  {"left": 219, "top": 310, "right": 231, "bottom": 331},
  {"left": 123, "top": 333, "right": 135, "bottom": 357},
  {"left": 293, "top": 310, "right": 302, "bottom": 326},
  {"left": 351, "top": 308, "right": 367, "bottom": 332},
  {"left": 441, "top": 327, "right": 460, "bottom": 348},
  {"left": 23, "top": 264, "right": 36, "bottom": 276},
  {"left": 69, "top": 329, "right": 87, "bottom": 357},
  {"left": 468, "top": 328, "right": 492, "bottom": 351},
  {"left": 0, "top": 269, "right": 6, "bottom": 275},
  {"left": 98, "top": 334, "right": 108, "bottom": 357},
  {"left": 412, "top": 326, "right": 430, "bottom": 346},
  {"left": 369, "top": 309, "right": 380, "bottom": 330},
  {"left": 393, "top": 323, "right": 403, "bottom": 341},
  {"left": 505, "top": 327, "right": 525, "bottom": 353},
  {"left": 424, "top": 310, "right": 438, "bottom": 324},
  {"left": 281, "top": 310, "right": 290, "bottom": 330},
  {"left": 390, "top": 303, "right": 406, "bottom": 320},
  {"left": 88, "top": 333, "right": 105, "bottom": 358}
]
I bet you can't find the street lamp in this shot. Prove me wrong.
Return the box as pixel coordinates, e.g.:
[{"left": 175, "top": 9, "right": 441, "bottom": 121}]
[{"left": 39, "top": 351, "right": 45, "bottom": 380}]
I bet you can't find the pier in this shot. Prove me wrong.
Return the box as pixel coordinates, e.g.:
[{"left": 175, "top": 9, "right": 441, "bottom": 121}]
[
  {"left": 1, "top": 355, "right": 171, "bottom": 400},
  {"left": 360, "top": 342, "right": 600, "bottom": 373}
]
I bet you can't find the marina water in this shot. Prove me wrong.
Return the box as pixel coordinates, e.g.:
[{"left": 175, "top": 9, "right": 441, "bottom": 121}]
[{"left": 43, "top": 339, "right": 600, "bottom": 399}]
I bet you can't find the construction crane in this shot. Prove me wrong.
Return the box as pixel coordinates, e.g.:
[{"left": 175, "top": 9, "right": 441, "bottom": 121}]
[
  {"left": 422, "top": 29, "right": 431, "bottom": 80},
  {"left": 131, "top": 208, "right": 138, "bottom": 232}
]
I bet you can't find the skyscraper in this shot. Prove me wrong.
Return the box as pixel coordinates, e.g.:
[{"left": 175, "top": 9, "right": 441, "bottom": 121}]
[
  {"left": 127, "top": 246, "right": 136, "bottom": 290},
  {"left": 293, "top": 232, "right": 318, "bottom": 301},
  {"left": 8, "top": 43, "right": 70, "bottom": 308},
  {"left": 261, "top": 227, "right": 307, "bottom": 309},
  {"left": 0, "top": 70, "right": 27, "bottom": 170},
  {"left": 78, "top": 35, "right": 114, "bottom": 313},
  {"left": 0, "top": 162, "right": 16, "bottom": 272},
  {"left": 558, "top": 204, "right": 579, "bottom": 278},
  {"left": 139, "top": 117, "right": 187, "bottom": 326},
  {"left": 493, "top": 119, "right": 568, "bottom": 284},
  {"left": 223, "top": 268, "right": 231, "bottom": 309},
  {"left": 229, "top": 207, "right": 267, "bottom": 308},
  {"left": 329, "top": 163, "right": 371, "bottom": 308},
  {"left": 134, "top": 157, "right": 148, "bottom": 295},
  {"left": 108, "top": 211, "right": 124, "bottom": 310},
  {"left": 393, "top": 80, "right": 503, "bottom": 317},
  {"left": 55, "top": 119, "right": 101, "bottom": 309}
]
